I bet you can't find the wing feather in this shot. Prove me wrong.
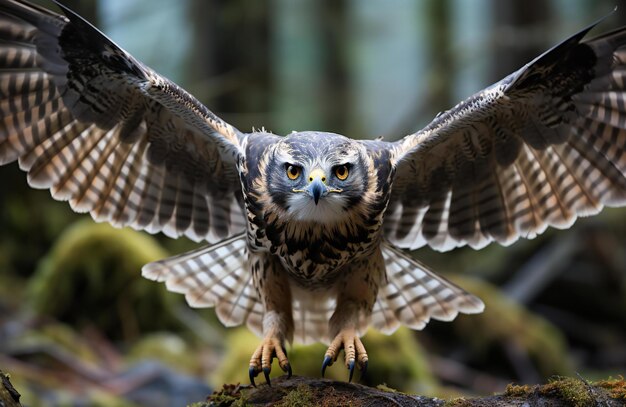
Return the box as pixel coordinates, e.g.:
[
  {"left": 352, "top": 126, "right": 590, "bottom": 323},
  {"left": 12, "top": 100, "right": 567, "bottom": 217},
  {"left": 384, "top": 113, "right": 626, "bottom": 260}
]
[
  {"left": 0, "top": 0, "right": 246, "bottom": 243},
  {"left": 142, "top": 233, "right": 263, "bottom": 336},
  {"left": 387, "top": 17, "right": 626, "bottom": 251},
  {"left": 371, "top": 243, "right": 484, "bottom": 335}
]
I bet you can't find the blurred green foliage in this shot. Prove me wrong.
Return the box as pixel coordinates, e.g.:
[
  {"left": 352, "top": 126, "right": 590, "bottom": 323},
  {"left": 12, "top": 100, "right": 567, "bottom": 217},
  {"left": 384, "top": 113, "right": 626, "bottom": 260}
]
[
  {"left": 27, "top": 221, "right": 183, "bottom": 341},
  {"left": 450, "top": 276, "right": 573, "bottom": 377}
]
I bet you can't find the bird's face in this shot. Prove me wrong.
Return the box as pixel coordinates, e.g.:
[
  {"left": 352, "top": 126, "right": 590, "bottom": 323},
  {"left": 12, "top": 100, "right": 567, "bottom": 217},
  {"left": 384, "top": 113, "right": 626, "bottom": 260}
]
[{"left": 266, "top": 132, "right": 369, "bottom": 224}]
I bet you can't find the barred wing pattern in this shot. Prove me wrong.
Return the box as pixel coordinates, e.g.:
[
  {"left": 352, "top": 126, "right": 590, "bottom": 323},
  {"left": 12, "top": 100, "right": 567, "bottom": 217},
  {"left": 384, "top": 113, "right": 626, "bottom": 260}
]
[
  {"left": 0, "top": 0, "right": 246, "bottom": 243},
  {"left": 142, "top": 234, "right": 264, "bottom": 335},
  {"left": 386, "top": 19, "right": 626, "bottom": 251},
  {"left": 371, "top": 243, "right": 484, "bottom": 335}
]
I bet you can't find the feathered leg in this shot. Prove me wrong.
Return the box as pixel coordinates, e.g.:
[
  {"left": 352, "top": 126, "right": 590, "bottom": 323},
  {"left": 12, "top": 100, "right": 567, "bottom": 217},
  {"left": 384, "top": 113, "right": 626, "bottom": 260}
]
[
  {"left": 322, "top": 250, "right": 385, "bottom": 381},
  {"left": 248, "top": 253, "right": 293, "bottom": 386}
]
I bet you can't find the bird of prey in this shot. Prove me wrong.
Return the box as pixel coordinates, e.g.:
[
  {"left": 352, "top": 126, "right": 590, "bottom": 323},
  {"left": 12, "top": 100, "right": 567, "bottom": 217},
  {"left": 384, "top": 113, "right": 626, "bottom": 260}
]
[{"left": 0, "top": 0, "right": 625, "bottom": 386}]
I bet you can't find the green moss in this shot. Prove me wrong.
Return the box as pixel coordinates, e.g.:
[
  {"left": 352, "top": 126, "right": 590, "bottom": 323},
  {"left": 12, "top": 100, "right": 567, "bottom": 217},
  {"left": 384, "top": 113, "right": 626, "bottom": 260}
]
[
  {"left": 205, "top": 384, "right": 248, "bottom": 407},
  {"left": 541, "top": 377, "right": 596, "bottom": 407},
  {"left": 595, "top": 376, "right": 626, "bottom": 400},
  {"left": 503, "top": 377, "right": 626, "bottom": 406},
  {"left": 442, "top": 398, "right": 471, "bottom": 407},
  {"left": 542, "top": 376, "right": 626, "bottom": 405},
  {"left": 504, "top": 383, "right": 533, "bottom": 397},
  {"left": 26, "top": 221, "right": 184, "bottom": 340},
  {"left": 275, "top": 384, "right": 314, "bottom": 407}
]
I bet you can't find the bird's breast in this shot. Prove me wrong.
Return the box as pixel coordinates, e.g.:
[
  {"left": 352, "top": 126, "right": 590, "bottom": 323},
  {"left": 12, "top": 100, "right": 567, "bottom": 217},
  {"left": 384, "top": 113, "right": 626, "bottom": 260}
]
[{"left": 268, "top": 219, "right": 381, "bottom": 288}]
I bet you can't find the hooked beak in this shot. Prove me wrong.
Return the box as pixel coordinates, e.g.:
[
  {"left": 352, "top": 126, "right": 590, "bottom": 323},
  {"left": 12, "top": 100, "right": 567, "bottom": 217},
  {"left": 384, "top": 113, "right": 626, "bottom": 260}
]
[
  {"left": 306, "top": 168, "right": 328, "bottom": 205},
  {"left": 307, "top": 178, "right": 327, "bottom": 205}
]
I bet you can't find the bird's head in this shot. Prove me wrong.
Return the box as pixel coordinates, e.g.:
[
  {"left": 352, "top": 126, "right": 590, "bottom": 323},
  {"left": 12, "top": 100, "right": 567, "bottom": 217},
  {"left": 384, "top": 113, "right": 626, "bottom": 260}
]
[{"left": 265, "top": 131, "right": 370, "bottom": 223}]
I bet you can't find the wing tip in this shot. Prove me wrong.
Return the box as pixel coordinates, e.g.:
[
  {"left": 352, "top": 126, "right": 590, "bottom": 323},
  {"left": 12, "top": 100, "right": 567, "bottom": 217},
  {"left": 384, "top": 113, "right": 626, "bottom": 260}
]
[{"left": 141, "top": 261, "right": 167, "bottom": 282}]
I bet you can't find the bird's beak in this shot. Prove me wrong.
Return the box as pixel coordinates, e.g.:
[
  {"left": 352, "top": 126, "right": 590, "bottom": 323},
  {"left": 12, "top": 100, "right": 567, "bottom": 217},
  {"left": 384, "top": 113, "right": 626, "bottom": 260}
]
[{"left": 306, "top": 169, "right": 328, "bottom": 205}]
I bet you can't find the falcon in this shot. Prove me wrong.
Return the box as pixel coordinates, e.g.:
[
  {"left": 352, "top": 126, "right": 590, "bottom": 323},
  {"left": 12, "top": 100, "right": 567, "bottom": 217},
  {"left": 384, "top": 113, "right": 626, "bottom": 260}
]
[{"left": 1, "top": 0, "right": 625, "bottom": 386}]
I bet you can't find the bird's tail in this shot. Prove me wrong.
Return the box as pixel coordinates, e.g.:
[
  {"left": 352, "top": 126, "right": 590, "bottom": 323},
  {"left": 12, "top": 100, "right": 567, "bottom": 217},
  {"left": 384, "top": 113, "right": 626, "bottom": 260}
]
[
  {"left": 142, "top": 233, "right": 264, "bottom": 336},
  {"left": 371, "top": 242, "right": 485, "bottom": 335}
]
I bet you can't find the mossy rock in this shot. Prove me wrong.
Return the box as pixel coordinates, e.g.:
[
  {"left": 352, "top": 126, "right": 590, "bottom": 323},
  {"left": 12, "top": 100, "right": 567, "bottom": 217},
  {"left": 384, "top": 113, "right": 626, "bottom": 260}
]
[
  {"left": 501, "top": 376, "right": 626, "bottom": 407},
  {"left": 213, "top": 326, "right": 437, "bottom": 393},
  {"left": 200, "top": 375, "right": 626, "bottom": 406},
  {"left": 27, "top": 221, "right": 183, "bottom": 340}
]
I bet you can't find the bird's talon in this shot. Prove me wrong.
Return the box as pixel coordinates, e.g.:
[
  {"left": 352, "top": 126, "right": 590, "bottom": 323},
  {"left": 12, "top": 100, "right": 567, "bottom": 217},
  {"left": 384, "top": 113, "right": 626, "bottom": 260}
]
[
  {"left": 323, "top": 329, "right": 368, "bottom": 381},
  {"left": 263, "top": 367, "right": 271, "bottom": 386},
  {"left": 321, "top": 355, "right": 333, "bottom": 377},
  {"left": 249, "top": 366, "right": 258, "bottom": 387},
  {"left": 285, "top": 362, "right": 292, "bottom": 378},
  {"left": 348, "top": 360, "right": 355, "bottom": 382},
  {"left": 250, "top": 335, "right": 289, "bottom": 386},
  {"left": 361, "top": 360, "right": 368, "bottom": 377}
]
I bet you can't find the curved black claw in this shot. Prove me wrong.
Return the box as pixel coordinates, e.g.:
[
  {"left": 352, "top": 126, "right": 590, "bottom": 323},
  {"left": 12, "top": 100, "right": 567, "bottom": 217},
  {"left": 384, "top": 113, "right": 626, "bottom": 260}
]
[
  {"left": 321, "top": 355, "right": 332, "bottom": 377},
  {"left": 361, "top": 360, "right": 368, "bottom": 378},
  {"left": 348, "top": 360, "right": 356, "bottom": 382},
  {"left": 263, "top": 367, "right": 271, "bottom": 387},
  {"left": 282, "top": 346, "right": 292, "bottom": 379},
  {"left": 249, "top": 367, "right": 258, "bottom": 387}
]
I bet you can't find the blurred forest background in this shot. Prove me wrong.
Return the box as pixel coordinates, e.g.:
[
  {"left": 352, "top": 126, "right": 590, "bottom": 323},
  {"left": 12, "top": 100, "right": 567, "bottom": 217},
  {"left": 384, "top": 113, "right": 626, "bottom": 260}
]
[{"left": 0, "top": 0, "right": 625, "bottom": 406}]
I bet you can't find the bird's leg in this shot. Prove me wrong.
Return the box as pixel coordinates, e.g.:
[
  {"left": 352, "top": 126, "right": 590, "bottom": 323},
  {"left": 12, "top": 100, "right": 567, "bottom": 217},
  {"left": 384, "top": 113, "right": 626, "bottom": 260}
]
[
  {"left": 248, "top": 255, "right": 293, "bottom": 386},
  {"left": 322, "top": 255, "right": 383, "bottom": 381},
  {"left": 322, "top": 302, "right": 370, "bottom": 382}
]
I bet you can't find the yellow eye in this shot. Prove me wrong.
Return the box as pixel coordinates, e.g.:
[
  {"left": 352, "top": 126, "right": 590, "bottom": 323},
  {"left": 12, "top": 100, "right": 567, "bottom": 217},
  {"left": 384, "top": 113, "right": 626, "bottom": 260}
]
[
  {"left": 335, "top": 165, "right": 349, "bottom": 181},
  {"left": 286, "top": 164, "right": 301, "bottom": 180}
]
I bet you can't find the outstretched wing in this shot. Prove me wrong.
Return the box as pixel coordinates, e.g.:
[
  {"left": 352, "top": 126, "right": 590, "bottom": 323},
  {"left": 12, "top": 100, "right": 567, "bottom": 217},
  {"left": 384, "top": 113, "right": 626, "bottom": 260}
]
[
  {"left": 0, "top": 0, "right": 247, "bottom": 242},
  {"left": 385, "top": 17, "right": 626, "bottom": 251}
]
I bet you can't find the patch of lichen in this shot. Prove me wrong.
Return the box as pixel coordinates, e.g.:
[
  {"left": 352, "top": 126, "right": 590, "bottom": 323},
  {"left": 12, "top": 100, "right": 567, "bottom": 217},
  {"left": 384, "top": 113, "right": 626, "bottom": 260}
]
[
  {"left": 26, "top": 221, "right": 183, "bottom": 340},
  {"left": 448, "top": 276, "right": 573, "bottom": 377},
  {"left": 213, "top": 326, "right": 437, "bottom": 393}
]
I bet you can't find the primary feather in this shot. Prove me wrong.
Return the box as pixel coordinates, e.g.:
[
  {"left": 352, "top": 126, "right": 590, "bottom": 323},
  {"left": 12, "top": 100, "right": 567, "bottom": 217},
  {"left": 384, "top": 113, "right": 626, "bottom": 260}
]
[
  {"left": 386, "top": 17, "right": 626, "bottom": 251},
  {"left": 0, "top": 0, "right": 246, "bottom": 243}
]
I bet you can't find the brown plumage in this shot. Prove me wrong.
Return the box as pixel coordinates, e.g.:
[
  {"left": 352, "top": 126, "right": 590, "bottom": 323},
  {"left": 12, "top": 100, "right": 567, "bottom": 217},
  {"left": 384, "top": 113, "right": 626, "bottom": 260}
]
[{"left": 0, "top": 0, "right": 625, "bottom": 385}]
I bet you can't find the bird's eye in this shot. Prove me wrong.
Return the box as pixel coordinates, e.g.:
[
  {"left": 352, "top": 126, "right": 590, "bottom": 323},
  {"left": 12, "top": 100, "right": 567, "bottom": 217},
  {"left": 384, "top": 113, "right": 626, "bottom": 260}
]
[
  {"left": 286, "top": 164, "right": 302, "bottom": 180},
  {"left": 334, "top": 164, "right": 349, "bottom": 181}
]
